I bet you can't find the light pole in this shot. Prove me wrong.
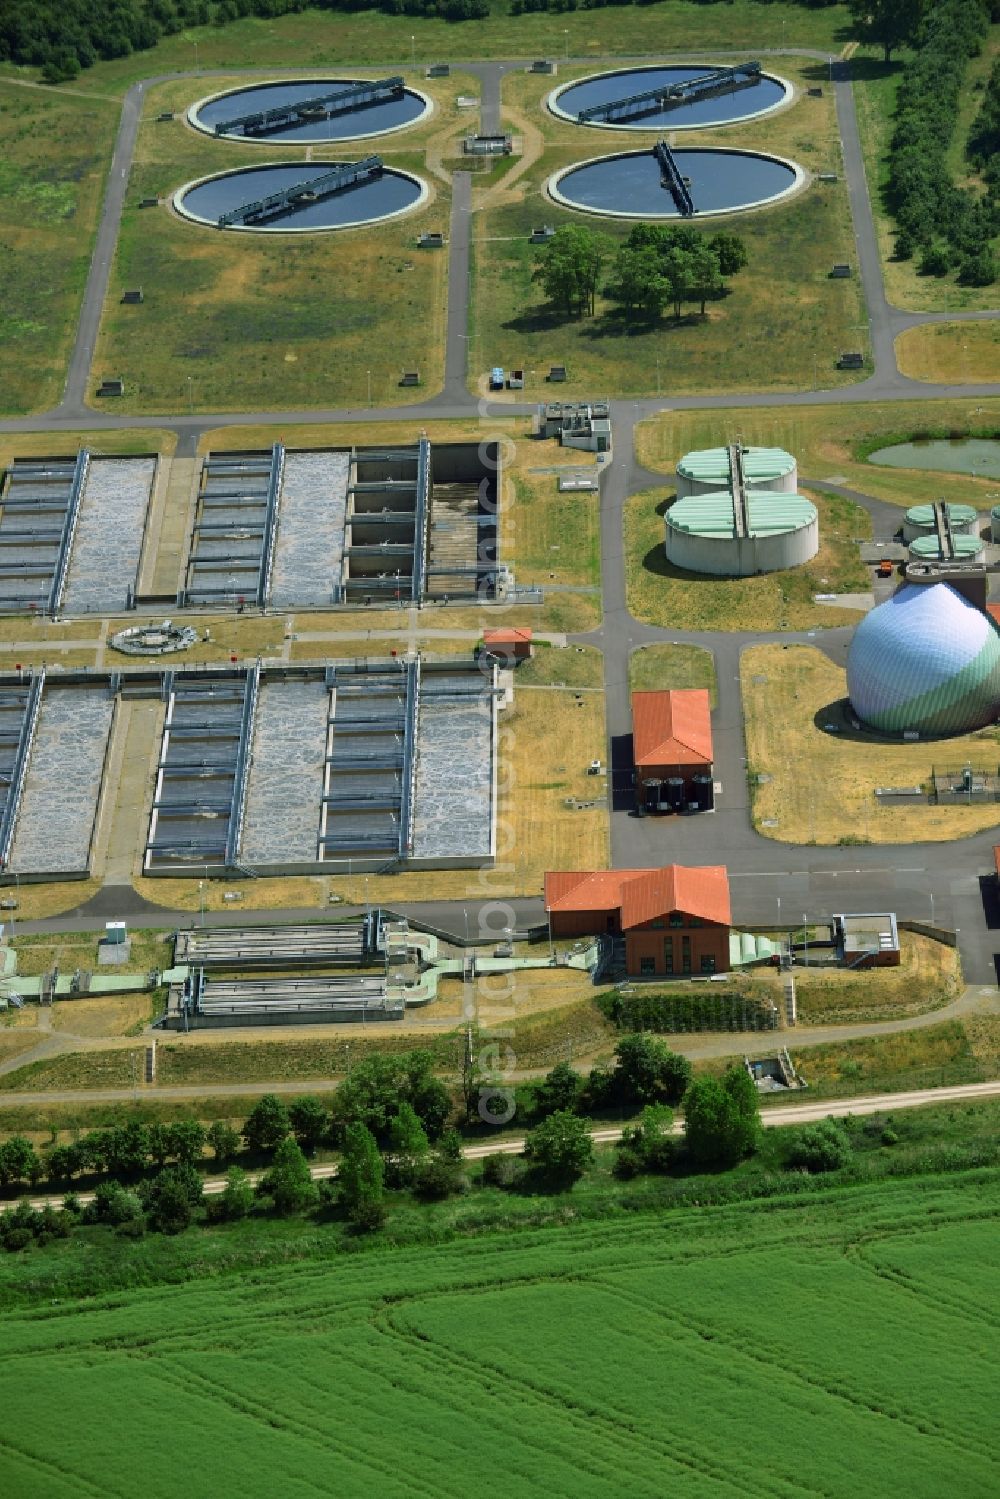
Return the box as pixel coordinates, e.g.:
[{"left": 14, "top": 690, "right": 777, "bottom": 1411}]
[
  {"left": 929, "top": 891, "right": 935, "bottom": 927},
  {"left": 198, "top": 879, "right": 205, "bottom": 927},
  {"left": 366, "top": 368, "right": 372, "bottom": 407},
  {"left": 563, "top": 29, "right": 569, "bottom": 60},
  {"left": 187, "top": 375, "right": 194, "bottom": 415},
  {"left": 410, "top": 34, "right": 416, "bottom": 67}
]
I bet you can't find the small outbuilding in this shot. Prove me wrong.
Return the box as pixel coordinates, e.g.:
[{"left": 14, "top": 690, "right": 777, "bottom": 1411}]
[
  {"left": 481, "top": 627, "right": 533, "bottom": 665},
  {"left": 632, "top": 689, "right": 713, "bottom": 811}
]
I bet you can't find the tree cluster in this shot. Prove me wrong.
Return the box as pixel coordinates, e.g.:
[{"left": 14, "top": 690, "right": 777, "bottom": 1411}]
[
  {"left": 513, "top": 1034, "right": 693, "bottom": 1128},
  {"left": 884, "top": 0, "right": 998, "bottom": 285},
  {"left": 967, "top": 57, "right": 1000, "bottom": 201},
  {"left": 846, "top": 0, "right": 926, "bottom": 64},
  {"left": 532, "top": 224, "right": 748, "bottom": 326}
]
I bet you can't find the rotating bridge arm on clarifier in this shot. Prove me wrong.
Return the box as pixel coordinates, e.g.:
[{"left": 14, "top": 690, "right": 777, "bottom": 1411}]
[
  {"left": 653, "top": 140, "right": 695, "bottom": 216},
  {"left": 213, "top": 77, "right": 405, "bottom": 137},
  {"left": 217, "top": 156, "right": 384, "bottom": 228},
  {"left": 727, "top": 442, "right": 749, "bottom": 540},
  {"left": 577, "top": 62, "right": 761, "bottom": 124}
]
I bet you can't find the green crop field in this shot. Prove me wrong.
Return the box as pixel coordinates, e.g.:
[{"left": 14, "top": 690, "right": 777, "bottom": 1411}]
[{"left": 0, "top": 1169, "right": 998, "bottom": 1496}]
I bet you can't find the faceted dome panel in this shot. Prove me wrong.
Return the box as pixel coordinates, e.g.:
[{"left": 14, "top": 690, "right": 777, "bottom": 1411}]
[{"left": 846, "top": 583, "right": 1000, "bottom": 735}]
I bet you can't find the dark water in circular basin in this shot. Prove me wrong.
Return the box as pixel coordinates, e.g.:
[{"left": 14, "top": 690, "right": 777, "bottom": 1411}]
[
  {"left": 192, "top": 80, "right": 428, "bottom": 142},
  {"left": 177, "top": 163, "right": 425, "bottom": 230},
  {"left": 552, "top": 149, "right": 799, "bottom": 217},
  {"left": 553, "top": 66, "right": 788, "bottom": 129}
]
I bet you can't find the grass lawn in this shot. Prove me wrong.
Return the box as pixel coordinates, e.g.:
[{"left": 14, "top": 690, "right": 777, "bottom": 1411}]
[
  {"left": 471, "top": 57, "right": 865, "bottom": 400},
  {"left": 636, "top": 397, "right": 1000, "bottom": 510},
  {"left": 509, "top": 441, "right": 601, "bottom": 589},
  {"left": 0, "top": 82, "right": 120, "bottom": 415},
  {"left": 895, "top": 322, "right": 1000, "bottom": 384},
  {"left": 742, "top": 642, "right": 1000, "bottom": 844},
  {"left": 629, "top": 643, "right": 717, "bottom": 704},
  {"left": 853, "top": 40, "right": 1000, "bottom": 313},
  {"left": 624, "top": 486, "right": 870, "bottom": 632},
  {"left": 92, "top": 77, "right": 454, "bottom": 413},
  {"left": 777, "top": 1019, "right": 989, "bottom": 1096},
  {"left": 0, "top": 428, "right": 174, "bottom": 469},
  {"left": 789, "top": 932, "right": 961, "bottom": 1025},
  {"left": 36, "top": 5, "right": 851, "bottom": 97}
]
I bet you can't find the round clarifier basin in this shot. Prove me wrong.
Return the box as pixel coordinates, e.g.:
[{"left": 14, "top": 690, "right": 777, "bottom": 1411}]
[
  {"left": 549, "top": 148, "right": 803, "bottom": 219},
  {"left": 549, "top": 64, "right": 790, "bottom": 131},
  {"left": 174, "top": 162, "right": 428, "bottom": 233},
  {"left": 189, "top": 79, "right": 431, "bottom": 143}
]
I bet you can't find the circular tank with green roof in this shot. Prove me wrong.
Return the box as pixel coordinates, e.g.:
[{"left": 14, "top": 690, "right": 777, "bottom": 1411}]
[
  {"left": 908, "top": 534, "right": 984, "bottom": 563},
  {"left": 902, "top": 502, "right": 979, "bottom": 543},
  {"left": 665, "top": 490, "right": 818, "bottom": 576},
  {"left": 675, "top": 445, "right": 797, "bottom": 496},
  {"left": 990, "top": 504, "right": 1000, "bottom": 543}
]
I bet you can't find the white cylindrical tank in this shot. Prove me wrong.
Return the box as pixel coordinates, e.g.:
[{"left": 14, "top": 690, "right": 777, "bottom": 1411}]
[
  {"left": 902, "top": 502, "right": 978, "bottom": 543},
  {"left": 664, "top": 491, "right": 818, "bottom": 576},
  {"left": 675, "top": 445, "right": 797, "bottom": 497}
]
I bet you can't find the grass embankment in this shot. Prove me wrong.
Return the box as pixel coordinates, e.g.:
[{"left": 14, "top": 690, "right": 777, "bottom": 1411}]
[
  {"left": 0, "top": 82, "right": 119, "bottom": 416},
  {"left": 629, "top": 643, "right": 718, "bottom": 704},
  {"left": 742, "top": 642, "right": 1000, "bottom": 843},
  {"left": 790, "top": 932, "right": 961, "bottom": 1024},
  {"left": 92, "top": 77, "right": 452, "bottom": 413},
  {"left": 624, "top": 486, "right": 870, "bottom": 632},
  {"left": 471, "top": 62, "right": 865, "bottom": 400},
  {"left": 636, "top": 397, "right": 1000, "bottom": 511},
  {"left": 0, "top": 1135, "right": 998, "bottom": 1497},
  {"left": 895, "top": 322, "right": 1000, "bottom": 384},
  {"left": 37, "top": 5, "right": 849, "bottom": 96},
  {"left": 853, "top": 41, "right": 1000, "bottom": 313}
]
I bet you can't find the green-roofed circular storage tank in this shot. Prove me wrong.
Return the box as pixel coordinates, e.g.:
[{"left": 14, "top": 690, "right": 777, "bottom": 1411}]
[
  {"left": 908, "top": 534, "right": 984, "bottom": 562},
  {"left": 664, "top": 491, "right": 818, "bottom": 576},
  {"left": 902, "top": 502, "right": 979, "bottom": 543},
  {"left": 990, "top": 504, "right": 1000, "bottom": 543},
  {"left": 675, "top": 445, "right": 797, "bottom": 497}
]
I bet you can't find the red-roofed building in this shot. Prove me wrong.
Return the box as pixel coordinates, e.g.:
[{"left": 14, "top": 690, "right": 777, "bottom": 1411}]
[
  {"left": 631, "top": 689, "right": 713, "bottom": 812},
  {"left": 986, "top": 604, "right": 1000, "bottom": 631},
  {"left": 481, "top": 627, "right": 533, "bottom": 664},
  {"left": 545, "top": 863, "right": 731, "bottom": 977}
]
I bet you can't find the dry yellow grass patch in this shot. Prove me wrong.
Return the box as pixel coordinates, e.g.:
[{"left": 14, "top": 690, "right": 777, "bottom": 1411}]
[
  {"left": 49, "top": 994, "right": 152, "bottom": 1037},
  {"left": 130, "top": 875, "right": 330, "bottom": 914},
  {"left": 3, "top": 881, "right": 102, "bottom": 921},
  {"left": 743, "top": 643, "right": 1000, "bottom": 844},
  {"left": 895, "top": 323, "right": 1000, "bottom": 385},
  {"left": 789, "top": 932, "right": 960, "bottom": 1024}
]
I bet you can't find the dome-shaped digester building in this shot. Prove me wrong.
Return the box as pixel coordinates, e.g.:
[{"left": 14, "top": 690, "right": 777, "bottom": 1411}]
[
  {"left": 902, "top": 502, "right": 979, "bottom": 543},
  {"left": 664, "top": 491, "right": 818, "bottom": 576},
  {"left": 675, "top": 446, "right": 797, "bottom": 497},
  {"left": 846, "top": 582, "right": 1000, "bottom": 736},
  {"left": 908, "top": 534, "right": 984, "bottom": 563}
]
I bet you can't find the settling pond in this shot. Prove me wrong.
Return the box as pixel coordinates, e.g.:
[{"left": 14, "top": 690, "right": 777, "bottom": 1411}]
[
  {"left": 549, "top": 64, "right": 790, "bottom": 131},
  {"left": 174, "top": 162, "right": 427, "bottom": 232},
  {"left": 867, "top": 438, "right": 1000, "bottom": 481},
  {"left": 189, "top": 80, "right": 430, "bottom": 143},
  {"left": 549, "top": 148, "right": 802, "bottom": 218}
]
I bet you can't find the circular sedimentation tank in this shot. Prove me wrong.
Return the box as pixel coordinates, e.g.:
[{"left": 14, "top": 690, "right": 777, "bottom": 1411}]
[
  {"left": 908, "top": 534, "right": 984, "bottom": 563},
  {"left": 664, "top": 491, "right": 818, "bottom": 576},
  {"left": 991, "top": 504, "right": 1000, "bottom": 543},
  {"left": 548, "top": 64, "right": 791, "bottom": 132},
  {"left": 902, "top": 502, "right": 979, "bottom": 543},
  {"left": 847, "top": 582, "right": 1000, "bottom": 736},
  {"left": 675, "top": 446, "right": 797, "bottom": 496},
  {"left": 174, "top": 162, "right": 428, "bottom": 233},
  {"left": 188, "top": 79, "right": 431, "bottom": 143},
  {"left": 548, "top": 147, "right": 803, "bottom": 219}
]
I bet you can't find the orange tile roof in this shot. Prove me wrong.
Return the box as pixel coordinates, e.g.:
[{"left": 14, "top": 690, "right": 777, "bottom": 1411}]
[
  {"left": 483, "top": 627, "right": 533, "bottom": 644},
  {"left": 545, "top": 864, "right": 730, "bottom": 928},
  {"left": 631, "top": 690, "right": 713, "bottom": 767},
  {"left": 986, "top": 605, "right": 1000, "bottom": 629},
  {"left": 544, "top": 869, "right": 647, "bottom": 912},
  {"left": 619, "top": 865, "right": 730, "bottom": 929}
]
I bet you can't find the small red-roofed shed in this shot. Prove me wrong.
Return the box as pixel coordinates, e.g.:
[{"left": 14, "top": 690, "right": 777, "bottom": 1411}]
[{"left": 482, "top": 627, "right": 533, "bottom": 664}]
